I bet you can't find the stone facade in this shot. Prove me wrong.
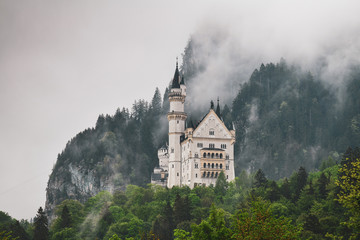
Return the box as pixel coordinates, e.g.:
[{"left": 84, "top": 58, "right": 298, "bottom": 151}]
[{"left": 151, "top": 63, "right": 236, "bottom": 188}]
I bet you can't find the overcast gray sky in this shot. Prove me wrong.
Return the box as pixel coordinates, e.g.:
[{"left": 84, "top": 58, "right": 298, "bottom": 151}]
[{"left": 1, "top": 0, "right": 359, "bottom": 220}]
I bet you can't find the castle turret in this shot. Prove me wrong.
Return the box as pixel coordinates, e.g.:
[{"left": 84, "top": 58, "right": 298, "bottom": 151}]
[{"left": 167, "top": 60, "right": 187, "bottom": 188}]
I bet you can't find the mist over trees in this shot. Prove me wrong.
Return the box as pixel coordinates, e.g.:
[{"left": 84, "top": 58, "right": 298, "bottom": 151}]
[
  {"left": 40, "top": 30, "right": 360, "bottom": 239},
  {"left": 181, "top": 38, "right": 360, "bottom": 180}
]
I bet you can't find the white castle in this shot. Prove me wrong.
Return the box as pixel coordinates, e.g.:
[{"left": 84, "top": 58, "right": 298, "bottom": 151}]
[{"left": 151, "top": 62, "right": 236, "bottom": 188}]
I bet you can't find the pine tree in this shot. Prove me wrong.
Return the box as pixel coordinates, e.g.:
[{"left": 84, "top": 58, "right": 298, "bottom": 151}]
[
  {"left": 151, "top": 87, "right": 162, "bottom": 117},
  {"left": 254, "top": 169, "right": 267, "bottom": 188},
  {"left": 60, "top": 205, "right": 71, "bottom": 229},
  {"left": 317, "top": 172, "right": 328, "bottom": 199},
  {"left": 215, "top": 171, "right": 228, "bottom": 202},
  {"left": 267, "top": 181, "right": 280, "bottom": 202},
  {"left": 280, "top": 178, "right": 291, "bottom": 199},
  {"left": 34, "top": 207, "right": 49, "bottom": 240}
]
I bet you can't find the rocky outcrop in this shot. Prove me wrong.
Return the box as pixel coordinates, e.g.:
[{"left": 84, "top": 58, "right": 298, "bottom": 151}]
[{"left": 45, "top": 158, "right": 128, "bottom": 222}]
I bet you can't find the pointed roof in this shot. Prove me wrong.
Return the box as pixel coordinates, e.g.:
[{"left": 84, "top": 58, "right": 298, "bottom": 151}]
[
  {"left": 171, "top": 59, "right": 181, "bottom": 89},
  {"left": 215, "top": 97, "right": 221, "bottom": 117},
  {"left": 192, "top": 109, "right": 234, "bottom": 138},
  {"left": 180, "top": 75, "right": 185, "bottom": 85}
]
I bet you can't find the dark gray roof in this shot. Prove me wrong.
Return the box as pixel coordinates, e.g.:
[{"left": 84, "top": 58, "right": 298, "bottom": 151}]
[{"left": 171, "top": 62, "right": 181, "bottom": 89}]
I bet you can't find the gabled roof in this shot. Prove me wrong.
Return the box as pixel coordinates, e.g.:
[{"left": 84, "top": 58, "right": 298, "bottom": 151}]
[{"left": 192, "top": 109, "right": 233, "bottom": 138}]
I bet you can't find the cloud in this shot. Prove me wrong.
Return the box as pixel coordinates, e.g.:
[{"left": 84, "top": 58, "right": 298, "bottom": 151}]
[{"left": 184, "top": 0, "right": 360, "bottom": 110}]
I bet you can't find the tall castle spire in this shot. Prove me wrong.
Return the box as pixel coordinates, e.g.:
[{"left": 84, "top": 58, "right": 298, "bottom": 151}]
[
  {"left": 167, "top": 58, "right": 187, "bottom": 188},
  {"left": 171, "top": 58, "right": 181, "bottom": 89},
  {"left": 215, "top": 97, "right": 221, "bottom": 117}
]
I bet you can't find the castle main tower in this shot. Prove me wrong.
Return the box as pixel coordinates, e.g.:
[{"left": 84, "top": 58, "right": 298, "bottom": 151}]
[{"left": 167, "top": 61, "right": 187, "bottom": 188}]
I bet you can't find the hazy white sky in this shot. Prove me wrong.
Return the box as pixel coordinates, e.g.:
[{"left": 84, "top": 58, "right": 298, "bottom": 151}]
[{"left": 1, "top": 0, "right": 359, "bottom": 220}]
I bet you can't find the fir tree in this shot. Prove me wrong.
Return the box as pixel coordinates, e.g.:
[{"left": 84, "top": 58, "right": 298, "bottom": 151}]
[
  {"left": 60, "top": 205, "right": 71, "bottom": 229},
  {"left": 254, "top": 169, "right": 267, "bottom": 188},
  {"left": 34, "top": 207, "right": 49, "bottom": 240}
]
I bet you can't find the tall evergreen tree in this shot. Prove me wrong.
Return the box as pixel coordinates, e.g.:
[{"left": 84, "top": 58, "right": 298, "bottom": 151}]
[
  {"left": 34, "top": 207, "right": 49, "bottom": 240},
  {"left": 254, "top": 169, "right": 268, "bottom": 188},
  {"left": 60, "top": 205, "right": 71, "bottom": 229},
  {"left": 151, "top": 87, "right": 162, "bottom": 117},
  {"left": 317, "top": 172, "right": 328, "bottom": 199},
  {"left": 280, "top": 178, "right": 291, "bottom": 199},
  {"left": 173, "top": 194, "right": 191, "bottom": 227},
  {"left": 215, "top": 171, "right": 228, "bottom": 202}
]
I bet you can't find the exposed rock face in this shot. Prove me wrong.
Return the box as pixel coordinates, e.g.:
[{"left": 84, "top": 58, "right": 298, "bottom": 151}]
[
  {"left": 44, "top": 107, "right": 161, "bottom": 222},
  {"left": 45, "top": 158, "right": 128, "bottom": 222}
]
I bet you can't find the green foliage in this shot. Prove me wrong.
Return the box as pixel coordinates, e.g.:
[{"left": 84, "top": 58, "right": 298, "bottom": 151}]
[
  {"left": 232, "top": 198, "right": 301, "bottom": 239},
  {"left": 336, "top": 148, "right": 360, "bottom": 239},
  {"left": 253, "top": 169, "right": 267, "bottom": 188},
  {"left": 34, "top": 207, "right": 49, "bottom": 240},
  {"left": 191, "top": 205, "right": 232, "bottom": 240}
]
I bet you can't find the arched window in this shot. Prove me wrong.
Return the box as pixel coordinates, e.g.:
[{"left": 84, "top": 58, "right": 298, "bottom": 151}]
[
  {"left": 211, "top": 172, "right": 214, "bottom": 178},
  {"left": 220, "top": 153, "right": 223, "bottom": 159},
  {"left": 203, "top": 172, "right": 206, "bottom": 177},
  {"left": 203, "top": 153, "right": 206, "bottom": 158},
  {"left": 220, "top": 164, "right": 223, "bottom": 169},
  {"left": 215, "top": 172, "right": 218, "bottom": 178},
  {"left": 216, "top": 153, "right": 219, "bottom": 158},
  {"left": 216, "top": 163, "right": 218, "bottom": 168},
  {"left": 207, "top": 153, "right": 210, "bottom": 158},
  {"left": 211, "top": 163, "right": 214, "bottom": 168},
  {"left": 211, "top": 153, "right": 214, "bottom": 158},
  {"left": 203, "top": 163, "right": 206, "bottom": 168},
  {"left": 207, "top": 172, "right": 210, "bottom": 178},
  {"left": 208, "top": 163, "right": 210, "bottom": 168}
]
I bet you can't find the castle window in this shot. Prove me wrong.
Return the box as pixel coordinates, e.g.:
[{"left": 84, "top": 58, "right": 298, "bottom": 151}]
[
  {"left": 207, "top": 163, "right": 210, "bottom": 168},
  {"left": 177, "top": 172, "right": 179, "bottom": 176},
  {"left": 197, "top": 143, "right": 203, "bottom": 148},
  {"left": 226, "top": 154, "right": 229, "bottom": 160},
  {"left": 177, "top": 120, "right": 179, "bottom": 124},
  {"left": 203, "top": 172, "right": 206, "bottom": 177},
  {"left": 216, "top": 153, "right": 219, "bottom": 158},
  {"left": 227, "top": 175, "right": 229, "bottom": 179},
  {"left": 195, "top": 163, "right": 198, "bottom": 169},
  {"left": 211, "top": 163, "right": 214, "bottom": 168},
  {"left": 226, "top": 165, "right": 229, "bottom": 170},
  {"left": 216, "top": 163, "right": 218, "bottom": 168},
  {"left": 203, "top": 163, "right": 206, "bottom": 168},
  {"left": 215, "top": 172, "right": 218, "bottom": 178},
  {"left": 221, "top": 144, "right": 227, "bottom": 149},
  {"left": 172, "top": 164, "right": 174, "bottom": 168},
  {"left": 209, "top": 130, "right": 214, "bottom": 135},
  {"left": 209, "top": 143, "right": 215, "bottom": 149},
  {"left": 211, "top": 153, "right": 214, "bottom": 158},
  {"left": 220, "top": 164, "right": 223, "bottom": 169},
  {"left": 196, "top": 173, "right": 198, "bottom": 178},
  {"left": 220, "top": 153, "right": 223, "bottom": 159},
  {"left": 203, "top": 153, "right": 206, "bottom": 158}
]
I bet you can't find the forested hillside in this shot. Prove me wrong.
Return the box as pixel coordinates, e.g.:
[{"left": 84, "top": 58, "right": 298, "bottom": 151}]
[
  {"left": 181, "top": 39, "right": 360, "bottom": 179},
  {"left": 45, "top": 88, "right": 168, "bottom": 220},
  {"left": 5, "top": 147, "right": 360, "bottom": 239},
  {"left": 45, "top": 36, "right": 360, "bottom": 222}
]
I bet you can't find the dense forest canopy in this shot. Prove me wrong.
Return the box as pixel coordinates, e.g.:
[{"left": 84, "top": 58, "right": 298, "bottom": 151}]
[
  {"left": 43, "top": 35, "right": 360, "bottom": 225},
  {"left": 3, "top": 147, "right": 360, "bottom": 239}
]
